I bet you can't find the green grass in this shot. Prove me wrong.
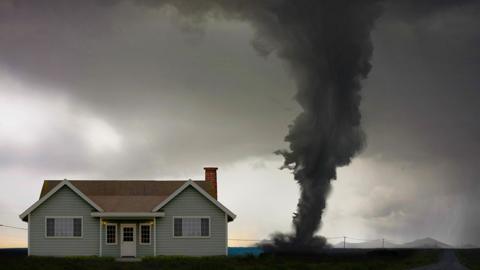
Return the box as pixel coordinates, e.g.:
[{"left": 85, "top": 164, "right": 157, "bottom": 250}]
[
  {"left": 1, "top": 249, "right": 440, "bottom": 270},
  {"left": 456, "top": 249, "right": 480, "bottom": 270}
]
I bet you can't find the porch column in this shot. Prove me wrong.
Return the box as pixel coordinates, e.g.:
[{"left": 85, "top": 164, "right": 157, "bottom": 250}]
[
  {"left": 99, "top": 218, "right": 102, "bottom": 257},
  {"left": 27, "top": 214, "right": 30, "bottom": 256},
  {"left": 153, "top": 217, "right": 156, "bottom": 256}
]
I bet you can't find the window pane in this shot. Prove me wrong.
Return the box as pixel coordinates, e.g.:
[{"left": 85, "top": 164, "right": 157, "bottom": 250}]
[
  {"left": 141, "top": 225, "right": 150, "bottom": 243},
  {"left": 174, "top": 218, "right": 182, "bottom": 236},
  {"left": 184, "top": 218, "right": 201, "bottom": 236},
  {"left": 73, "top": 218, "right": 82, "bottom": 237},
  {"left": 46, "top": 218, "right": 55, "bottom": 237},
  {"left": 201, "top": 218, "right": 209, "bottom": 237},
  {"left": 56, "top": 218, "right": 73, "bottom": 236},
  {"left": 106, "top": 225, "right": 116, "bottom": 244},
  {"left": 123, "top": 227, "right": 133, "bottom": 242}
]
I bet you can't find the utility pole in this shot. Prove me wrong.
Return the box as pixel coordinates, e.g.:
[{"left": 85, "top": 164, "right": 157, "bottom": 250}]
[
  {"left": 382, "top": 238, "right": 385, "bottom": 248},
  {"left": 343, "top": 236, "right": 346, "bottom": 249}
]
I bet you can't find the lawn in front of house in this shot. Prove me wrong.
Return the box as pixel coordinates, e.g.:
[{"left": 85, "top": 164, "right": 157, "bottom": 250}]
[{"left": 0, "top": 249, "right": 439, "bottom": 270}]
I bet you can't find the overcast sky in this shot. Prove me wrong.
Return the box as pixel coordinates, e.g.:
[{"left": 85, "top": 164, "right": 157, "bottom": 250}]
[{"left": 1, "top": 0, "right": 479, "bottom": 248}]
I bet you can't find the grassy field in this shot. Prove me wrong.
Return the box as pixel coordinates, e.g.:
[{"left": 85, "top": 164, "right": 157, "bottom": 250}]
[
  {"left": 456, "top": 249, "right": 480, "bottom": 270},
  {"left": 0, "top": 249, "right": 439, "bottom": 270}
]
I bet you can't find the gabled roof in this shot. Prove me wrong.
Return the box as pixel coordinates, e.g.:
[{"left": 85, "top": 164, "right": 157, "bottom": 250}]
[
  {"left": 20, "top": 179, "right": 236, "bottom": 221},
  {"left": 38, "top": 180, "right": 216, "bottom": 213},
  {"left": 19, "top": 180, "right": 104, "bottom": 221},
  {"left": 152, "top": 180, "right": 236, "bottom": 221}
]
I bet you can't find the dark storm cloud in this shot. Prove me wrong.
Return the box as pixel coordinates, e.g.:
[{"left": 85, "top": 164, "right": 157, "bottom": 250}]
[
  {"left": 358, "top": 0, "right": 480, "bottom": 244},
  {"left": 1, "top": 0, "right": 480, "bottom": 246},
  {"left": 366, "top": 0, "right": 480, "bottom": 170},
  {"left": 0, "top": 0, "right": 299, "bottom": 177},
  {"left": 385, "top": 0, "right": 479, "bottom": 21}
]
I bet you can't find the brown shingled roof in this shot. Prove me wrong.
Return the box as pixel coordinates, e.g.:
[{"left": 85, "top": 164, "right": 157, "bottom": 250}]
[{"left": 40, "top": 180, "right": 215, "bottom": 212}]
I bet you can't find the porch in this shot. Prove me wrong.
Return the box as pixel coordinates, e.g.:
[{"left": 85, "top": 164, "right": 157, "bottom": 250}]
[{"left": 94, "top": 212, "right": 164, "bottom": 258}]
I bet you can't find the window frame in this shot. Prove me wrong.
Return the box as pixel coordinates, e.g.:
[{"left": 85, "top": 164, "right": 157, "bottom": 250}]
[
  {"left": 105, "top": 223, "right": 117, "bottom": 245},
  {"left": 139, "top": 223, "right": 152, "bottom": 245},
  {"left": 172, "top": 216, "right": 211, "bottom": 239},
  {"left": 44, "top": 216, "right": 83, "bottom": 239}
]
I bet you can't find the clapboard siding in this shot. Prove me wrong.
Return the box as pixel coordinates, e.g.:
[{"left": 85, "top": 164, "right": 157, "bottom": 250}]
[
  {"left": 155, "top": 186, "right": 227, "bottom": 256},
  {"left": 29, "top": 186, "right": 99, "bottom": 256}
]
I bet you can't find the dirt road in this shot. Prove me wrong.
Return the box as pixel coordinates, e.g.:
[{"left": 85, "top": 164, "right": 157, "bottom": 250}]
[{"left": 410, "top": 250, "right": 469, "bottom": 270}]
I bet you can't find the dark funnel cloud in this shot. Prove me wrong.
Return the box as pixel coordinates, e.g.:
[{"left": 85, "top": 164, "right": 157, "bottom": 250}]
[
  {"left": 271, "top": 1, "right": 382, "bottom": 250},
  {"left": 137, "top": 0, "right": 383, "bottom": 250}
]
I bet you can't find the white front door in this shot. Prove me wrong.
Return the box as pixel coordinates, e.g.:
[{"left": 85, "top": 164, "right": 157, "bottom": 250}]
[{"left": 120, "top": 224, "right": 136, "bottom": 257}]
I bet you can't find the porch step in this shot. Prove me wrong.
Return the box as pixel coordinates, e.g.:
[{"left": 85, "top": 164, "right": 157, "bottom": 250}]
[{"left": 116, "top": 257, "right": 141, "bottom": 262}]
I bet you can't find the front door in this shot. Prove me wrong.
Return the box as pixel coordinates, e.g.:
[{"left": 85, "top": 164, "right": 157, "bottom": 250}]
[{"left": 120, "top": 224, "right": 136, "bottom": 257}]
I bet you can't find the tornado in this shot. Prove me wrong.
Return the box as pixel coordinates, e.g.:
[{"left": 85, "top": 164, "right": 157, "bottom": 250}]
[
  {"left": 271, "top": 1, "right": 382, "bottom": 250},
  {"left": 138, "top": 0, "right": 382, "bottom": 251}
]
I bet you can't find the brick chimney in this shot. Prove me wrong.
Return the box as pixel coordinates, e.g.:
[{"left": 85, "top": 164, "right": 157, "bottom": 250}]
[{"left": 204, "top": 167, "right": 217, "bottom": 199}]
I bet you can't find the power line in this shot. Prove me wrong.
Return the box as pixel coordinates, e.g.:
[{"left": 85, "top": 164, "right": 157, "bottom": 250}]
[
  {"left": 228, "top": 236, "right": 345, "bottom": 242},
  {"left": 228, "top": 236, "right": 392, "bottom": 243},
  {"left": 0, "top": 224, "right": 27, "bottom": 230},
  {"left": 346, "top": 236, "right": 378, "bottom": 241}
]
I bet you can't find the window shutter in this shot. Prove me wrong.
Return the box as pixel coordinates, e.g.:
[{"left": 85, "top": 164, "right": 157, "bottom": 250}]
[
  {"left": 174, "top": 218, "right": 182, "bottom": 236},
  {"left": 201, "top": 218, "right": 209, "bottom": 236},
  {"left": 73, "top": 218, "right": 82, "bottom": 237},
  {"left": 46, "top": 218, "right": 55, "bottom": 237}
]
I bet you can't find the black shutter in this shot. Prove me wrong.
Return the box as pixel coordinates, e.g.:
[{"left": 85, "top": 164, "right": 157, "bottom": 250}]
[
  {"left": 73, "top": 218, "right": 82, "bottom": 237},
  {"left": 201, "top": 218, "right": 209, "bottom": 236},
  {"left": 174, "top": 218, "right": 182, "bottom": 236},
  {"left": 46, "top": 218, "right": 55, "bottom": 236}
]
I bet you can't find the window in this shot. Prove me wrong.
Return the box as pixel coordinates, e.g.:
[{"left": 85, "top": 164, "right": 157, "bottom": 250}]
[
  {"left": 123, "top": 227, "right": 134, "bottom": 242},
  {"left": 140, "top": 224, "right": 151, "bottom": 244},
  {"left": 45, "top": 217, "right": 82, "bottom": 238},
  {"left": 106, "top": 224, "right": 117, "bottom": 244},
  {"left": 173, "top": 217, "right": 210, "bottom": 237}
]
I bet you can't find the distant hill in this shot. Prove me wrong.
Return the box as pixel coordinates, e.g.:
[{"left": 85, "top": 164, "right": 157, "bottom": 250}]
[
  {"left": 401, "top": 237, "right": 452, "bottom": 249},
  {"left": 332, "top": 237, "right": 454, "bottom": 249},
  {"left": 458, "top": 243, "right": 479, "bottom": 249}
]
